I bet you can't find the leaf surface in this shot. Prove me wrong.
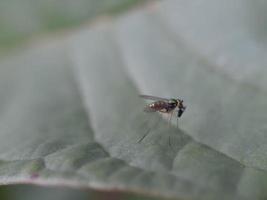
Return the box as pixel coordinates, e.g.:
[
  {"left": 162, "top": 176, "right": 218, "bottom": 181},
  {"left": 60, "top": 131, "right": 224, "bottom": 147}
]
[{"left": 1, "top": 0, "right": 267, "bottom": 199}]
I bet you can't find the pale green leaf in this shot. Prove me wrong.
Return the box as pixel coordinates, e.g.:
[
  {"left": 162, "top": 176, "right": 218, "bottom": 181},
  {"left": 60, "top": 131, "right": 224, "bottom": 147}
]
[{"left": 0, "top": 0, "right": 267, "bottom": 200}]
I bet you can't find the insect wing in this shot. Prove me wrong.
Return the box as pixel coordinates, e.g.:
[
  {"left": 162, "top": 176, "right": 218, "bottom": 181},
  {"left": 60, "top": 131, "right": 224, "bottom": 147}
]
[{"left": 139, "top": 95, "right": 169, "bottom": 101}]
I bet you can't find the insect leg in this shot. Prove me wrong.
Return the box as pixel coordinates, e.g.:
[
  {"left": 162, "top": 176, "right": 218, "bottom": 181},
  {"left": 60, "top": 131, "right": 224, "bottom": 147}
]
[
  {"left": 168, "top": 111, "right": 174, "bottom": 127},
  {"left": 138, "top": 114, "right": 161, "bottom": 143},
  {"left": 168, "top": 112, "right": 173, "bottom": 147},
  {"left": 177, "top": 118, "right": 179, "bottom": 128},
  {"left": 138, "top": 128, "right": 151, "bottom": 143},
  {"left": 137, "top": 116, "right": 152, "bottom": 143}
]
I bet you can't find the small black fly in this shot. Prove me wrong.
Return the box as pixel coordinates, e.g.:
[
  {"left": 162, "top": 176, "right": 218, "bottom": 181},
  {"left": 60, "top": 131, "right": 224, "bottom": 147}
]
[
  {"left": 138, "top": 95, "right": 186, "bottom": 143},
  {"left": 140, "top": 95, "right": 186, "bottom": 118}
]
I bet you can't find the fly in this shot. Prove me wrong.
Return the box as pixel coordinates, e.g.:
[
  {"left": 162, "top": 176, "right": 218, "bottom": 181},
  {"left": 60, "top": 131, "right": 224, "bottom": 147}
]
[
  {"left": 138, "top": 95, "right": 186, "bottom": 143},
  {"left": 140, "top": 94, "right": 186, "bottom": 118}
]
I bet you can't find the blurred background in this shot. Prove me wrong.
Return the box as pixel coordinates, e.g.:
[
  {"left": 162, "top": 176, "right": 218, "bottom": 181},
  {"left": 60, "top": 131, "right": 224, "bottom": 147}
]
[
  {"left": 0, "top": 0, "right": 158, "bottom": 199},
  {"left": 0, "top": 0, "right": 147, "bottom": 52},
  {"left": 0, "top": 185, "right": 163, "bottom": 200}
]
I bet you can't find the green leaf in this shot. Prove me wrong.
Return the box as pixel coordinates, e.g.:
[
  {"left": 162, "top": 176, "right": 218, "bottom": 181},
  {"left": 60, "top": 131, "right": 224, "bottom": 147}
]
[{"left": 1, "top": 0, "right": 267, "bottom": 199}]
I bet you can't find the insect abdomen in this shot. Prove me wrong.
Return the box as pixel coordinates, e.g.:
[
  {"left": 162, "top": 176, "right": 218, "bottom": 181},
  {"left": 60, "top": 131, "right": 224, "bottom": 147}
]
[
  {"left": 143, "top": 101, "right": 163, "bottom": 112},
  {"left": 145, "top": 101, "right": 169, "bottom": 112}
]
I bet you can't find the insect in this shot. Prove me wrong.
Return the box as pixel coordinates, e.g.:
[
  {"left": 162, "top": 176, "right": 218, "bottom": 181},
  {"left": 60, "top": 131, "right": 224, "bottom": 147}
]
[
  {"left": 138, "top": 95, "right": 186, "bottom": 143},
  {"left": 140, "top": 94, "right": 186, "bottom": 119}
]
